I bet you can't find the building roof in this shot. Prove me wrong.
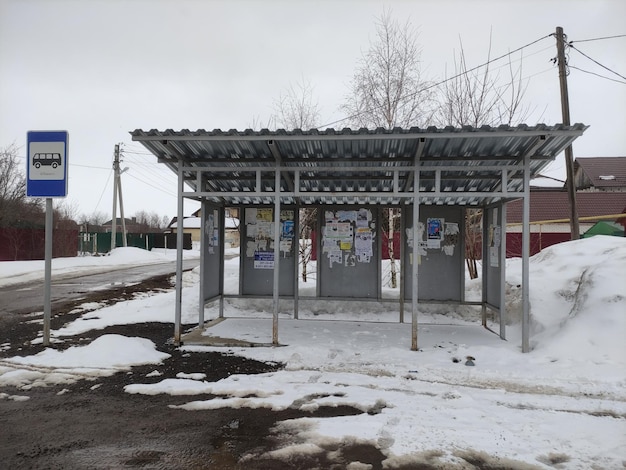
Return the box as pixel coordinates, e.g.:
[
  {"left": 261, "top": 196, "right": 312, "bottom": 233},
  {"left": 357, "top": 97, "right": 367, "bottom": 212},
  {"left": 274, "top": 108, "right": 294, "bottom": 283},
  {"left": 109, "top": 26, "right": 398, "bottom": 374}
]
[
  {"left": 575, "top": 157, "right": 626, "bottom": 189},
  {"left": 507, "top": 189, "right": 626, "bottom": 224},
  {"left": 168, "top": 216, "right": 201, "bottom": 229},
  {"left": 131, "top": 124, "right": 587, "bottom": 207},
  {"left": 168, "top": 216, "right": 239, "bottom": 230}
]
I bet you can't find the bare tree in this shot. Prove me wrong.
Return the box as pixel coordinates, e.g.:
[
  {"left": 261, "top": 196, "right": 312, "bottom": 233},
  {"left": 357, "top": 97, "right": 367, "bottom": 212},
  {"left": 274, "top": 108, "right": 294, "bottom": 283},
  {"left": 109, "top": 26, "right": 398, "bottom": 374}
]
[
  {"left": 436, "top": 33, "right": 533, "bottom": 279},
  {"left": 341, "top": 10, "right": 437, "bottom": 288},
  {"left": 341, "top": 9, "right": 436, "bottom": 129},
  {"left": 272, "top": 77, "right": 321, "bottom": 130},
  {"left": 53, "top": 200, "right": 79, "bottom": 224},
  {"left": 247, "top": 114, "right": 275, "bottom": 131},
  {"left": 298, "top": 208, "right": 317, "bottom": 283},
  {"left": 436, "top": 32, "right": 531, "bottom": 128},
  {"left": 1, "top": 144, "right": 27, "bottom": 226},
  {"left": 266, "top": 79, "right": 322, "bottom": 281}
]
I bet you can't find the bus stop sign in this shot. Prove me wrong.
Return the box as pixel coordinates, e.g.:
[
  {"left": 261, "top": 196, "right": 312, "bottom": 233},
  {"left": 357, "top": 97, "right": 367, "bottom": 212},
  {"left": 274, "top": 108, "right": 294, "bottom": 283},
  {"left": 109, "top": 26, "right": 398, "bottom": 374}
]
[{"left": 26, "top": 130, "right": 69, "bottom": 197}]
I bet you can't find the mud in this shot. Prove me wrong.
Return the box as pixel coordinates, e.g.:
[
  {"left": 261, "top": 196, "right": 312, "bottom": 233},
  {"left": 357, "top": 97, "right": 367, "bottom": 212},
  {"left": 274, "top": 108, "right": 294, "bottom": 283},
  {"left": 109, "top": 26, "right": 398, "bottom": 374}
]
[{"left": 0, "top": 274, "right": 387, "bottom": 469}]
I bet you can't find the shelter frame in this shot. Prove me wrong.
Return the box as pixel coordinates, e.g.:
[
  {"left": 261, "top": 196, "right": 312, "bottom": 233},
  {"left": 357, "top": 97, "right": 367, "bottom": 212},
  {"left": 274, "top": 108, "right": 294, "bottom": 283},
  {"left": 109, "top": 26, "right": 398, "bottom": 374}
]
[{"left": 132, "top": 125, "right": 587, "bottom": 352}]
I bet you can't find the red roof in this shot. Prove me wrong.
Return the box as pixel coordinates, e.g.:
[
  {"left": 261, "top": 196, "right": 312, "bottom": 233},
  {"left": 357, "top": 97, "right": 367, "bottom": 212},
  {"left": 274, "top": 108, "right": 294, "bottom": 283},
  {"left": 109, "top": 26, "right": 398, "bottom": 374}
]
[
  {"left": 507, "top": 190, "right": 626, "bottom": 223},
  {"left": 575, "top": 157, "right": 626, "bottom": 189}
]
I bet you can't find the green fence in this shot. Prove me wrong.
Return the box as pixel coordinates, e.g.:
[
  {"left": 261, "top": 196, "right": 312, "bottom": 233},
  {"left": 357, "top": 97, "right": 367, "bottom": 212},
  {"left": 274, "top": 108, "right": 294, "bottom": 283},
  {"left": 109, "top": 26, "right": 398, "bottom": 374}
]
[{"left": 78, "top": 232, "right": 192, "bottom": 254}]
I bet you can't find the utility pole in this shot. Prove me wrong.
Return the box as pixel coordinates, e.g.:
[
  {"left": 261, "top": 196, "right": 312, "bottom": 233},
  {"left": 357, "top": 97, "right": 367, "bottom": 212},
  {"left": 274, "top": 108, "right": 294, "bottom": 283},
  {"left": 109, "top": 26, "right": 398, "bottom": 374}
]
[
  {"left": 555, "top": 26, "right": 580, "bottom": 240},
  {"left": 110, "top": 143, "right": 128, "bottom": 251}
]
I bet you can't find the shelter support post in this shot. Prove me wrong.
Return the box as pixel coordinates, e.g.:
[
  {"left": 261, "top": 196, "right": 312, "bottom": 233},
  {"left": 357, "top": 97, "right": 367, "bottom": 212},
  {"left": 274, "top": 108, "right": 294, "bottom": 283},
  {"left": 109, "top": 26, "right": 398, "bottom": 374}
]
[
  {"left": 481, "top": 208, "right": 488, "bottom": 327},
  {"left": 219, "top": 207, "right": 225, "bottom": 319},
  {"left": 199, "top": 202, "right": 206, "bottom": 326},
  {"left": 411, "top": 167, "right": 420, "bottom": 351},
  {"left": 522, "top": 154, "right": 531, "bottom": 352},
  {"left": 174, "top": 160, "right": 184, "bottom": 345},
  {"left": 272, "top": 166, "right": 281, "bottom": 345},
  {"left": 294, "top": 202, "right": 300, "bottom": 320},
  {"left": 499, "top": 203, "right": 507, "bottom": 340},
  {"left": 399, "top": 209, "right": 405, "bottom": 323}
]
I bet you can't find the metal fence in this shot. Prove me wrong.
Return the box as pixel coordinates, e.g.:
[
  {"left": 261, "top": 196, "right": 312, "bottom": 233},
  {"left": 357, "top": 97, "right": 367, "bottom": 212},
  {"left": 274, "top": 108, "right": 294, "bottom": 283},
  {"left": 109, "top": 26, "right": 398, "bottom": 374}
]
[{"left": 78, "top": 232, "right": 192, "bottom": 255}]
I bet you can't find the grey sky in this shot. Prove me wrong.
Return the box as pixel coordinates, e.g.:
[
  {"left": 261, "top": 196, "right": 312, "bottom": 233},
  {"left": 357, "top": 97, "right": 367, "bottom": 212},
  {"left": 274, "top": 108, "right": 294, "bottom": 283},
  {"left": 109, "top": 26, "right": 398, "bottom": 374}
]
[{"left": 1, "top": 0, "right": 625, "bottom": 220}]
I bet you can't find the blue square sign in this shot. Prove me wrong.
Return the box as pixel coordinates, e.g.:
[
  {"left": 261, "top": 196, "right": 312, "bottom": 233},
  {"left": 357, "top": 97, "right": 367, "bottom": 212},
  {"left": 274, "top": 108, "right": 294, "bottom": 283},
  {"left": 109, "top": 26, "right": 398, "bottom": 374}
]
[{"left": 26, "top": 131, "right": 69, "bottom": 197}]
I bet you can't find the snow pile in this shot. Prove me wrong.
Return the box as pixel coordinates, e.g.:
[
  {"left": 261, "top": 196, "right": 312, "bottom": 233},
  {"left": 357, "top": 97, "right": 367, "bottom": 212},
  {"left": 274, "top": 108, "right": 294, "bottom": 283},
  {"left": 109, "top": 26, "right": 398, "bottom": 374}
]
[
  {"left": 507, "top": 235, "right": 626, "bottom": 362},
  {"left": 0, "top": 335, "right": 169, "bottom": 388}
]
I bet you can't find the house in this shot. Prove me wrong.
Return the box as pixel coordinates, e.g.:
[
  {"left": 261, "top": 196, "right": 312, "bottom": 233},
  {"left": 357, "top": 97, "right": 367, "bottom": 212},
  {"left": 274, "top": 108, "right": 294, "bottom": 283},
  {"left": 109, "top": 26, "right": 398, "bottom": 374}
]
[
  {"left": 506, "top": 189, "right": 626, "bottom": 256},
  {"left": 574, "top": 157, "right": 626, "bottom": 192},
  {"left": 102, "top": 217, "right": 144, "bottom": 234},
  {"left": 189, "top": 208, "right": 241, "bottom": 248},
  {"left": 505, "top": 157, "right": 626, "bottom": 256},
  {"left": 167, "top": 216, "right": 202, "bottom": 247}
]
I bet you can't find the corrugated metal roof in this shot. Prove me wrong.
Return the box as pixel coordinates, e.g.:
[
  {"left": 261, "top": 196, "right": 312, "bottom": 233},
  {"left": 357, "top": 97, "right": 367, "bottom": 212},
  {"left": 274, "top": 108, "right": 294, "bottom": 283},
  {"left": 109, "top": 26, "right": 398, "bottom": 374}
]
[{"left": 131, "top": 124, "right": 587, "bottom": 206}]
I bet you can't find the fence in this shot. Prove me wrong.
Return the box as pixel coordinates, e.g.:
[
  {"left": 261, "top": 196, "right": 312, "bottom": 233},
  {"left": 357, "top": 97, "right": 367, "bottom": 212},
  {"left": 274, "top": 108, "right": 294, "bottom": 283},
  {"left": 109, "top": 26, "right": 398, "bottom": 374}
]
[
  {"left": 78, "top": 232, "right": 192, "bottom": 255},
  {"left": 0, "top": 227, "right": 79, "bottom": 261}
]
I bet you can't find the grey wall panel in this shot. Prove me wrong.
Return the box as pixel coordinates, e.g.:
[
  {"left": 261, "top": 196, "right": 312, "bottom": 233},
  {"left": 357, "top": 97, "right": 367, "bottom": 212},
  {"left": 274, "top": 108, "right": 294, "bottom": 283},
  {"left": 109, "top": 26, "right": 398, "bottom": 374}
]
[
  {"left": 202, "top": 203, "right": 222, "bottom": 302},
  {"left": 319, "top": 206, "right": 379, "bottom": 298},
  {"left": 404, "top": 205, "right": 464, "bottom": 301},
  {"left": 241, "top": 207, "right": 296, "bottom": 296},
  {"left": 485, "top": 205, "right": 504, "bottom": 307}
]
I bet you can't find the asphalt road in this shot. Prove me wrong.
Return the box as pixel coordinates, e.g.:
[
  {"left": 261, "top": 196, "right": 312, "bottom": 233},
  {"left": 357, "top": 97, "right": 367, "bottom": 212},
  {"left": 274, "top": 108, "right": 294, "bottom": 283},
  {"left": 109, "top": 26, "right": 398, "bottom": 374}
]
[{"left": 0, "top": 258, "right": 200, "bottom": 316}]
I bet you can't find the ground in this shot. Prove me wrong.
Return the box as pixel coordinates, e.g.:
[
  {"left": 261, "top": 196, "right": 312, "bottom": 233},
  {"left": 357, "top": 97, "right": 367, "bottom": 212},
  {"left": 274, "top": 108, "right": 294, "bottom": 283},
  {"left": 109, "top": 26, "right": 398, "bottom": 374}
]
[{"left": 0, "top": 275, "right": 406, "bottom": 470}]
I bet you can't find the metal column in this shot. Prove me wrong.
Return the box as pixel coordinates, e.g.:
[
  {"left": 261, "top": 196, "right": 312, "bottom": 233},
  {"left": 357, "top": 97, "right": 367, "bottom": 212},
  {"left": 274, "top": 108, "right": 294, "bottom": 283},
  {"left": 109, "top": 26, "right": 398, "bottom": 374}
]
[
  {"left": 522, "top": 154, "right": 531, "bottom": 352},
  {"left": 272, "top": 166, "right": 281, "bottom": 345},
  {"left": 411, "top": 167, "right": 420, "bottom": 351},
  {"left": 499, "top": 203, "right": 507, "bottom": 340},
  {"left": 174, "top": 159, "right": 184, "bottom": 345},
  {"left": 198, "top": 202, "right": 206, "bottom": 326}
]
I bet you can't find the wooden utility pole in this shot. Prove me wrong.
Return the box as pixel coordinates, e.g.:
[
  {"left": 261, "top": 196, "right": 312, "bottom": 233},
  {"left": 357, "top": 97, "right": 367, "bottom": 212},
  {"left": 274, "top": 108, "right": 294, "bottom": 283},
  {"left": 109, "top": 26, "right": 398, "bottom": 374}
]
[
  {"left": 110, "top": 144, "right": 128, "bottom": 251},
  {"left": 555, "top": 26, "right": 580, "bottom": 239}
]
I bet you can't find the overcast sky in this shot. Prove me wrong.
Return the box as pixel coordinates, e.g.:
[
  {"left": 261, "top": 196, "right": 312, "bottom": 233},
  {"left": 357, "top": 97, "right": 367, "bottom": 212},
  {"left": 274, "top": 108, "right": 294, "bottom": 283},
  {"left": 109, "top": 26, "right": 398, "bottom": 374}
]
[{"left": 1, "top": 0, "right": 625, "bottom": 221}]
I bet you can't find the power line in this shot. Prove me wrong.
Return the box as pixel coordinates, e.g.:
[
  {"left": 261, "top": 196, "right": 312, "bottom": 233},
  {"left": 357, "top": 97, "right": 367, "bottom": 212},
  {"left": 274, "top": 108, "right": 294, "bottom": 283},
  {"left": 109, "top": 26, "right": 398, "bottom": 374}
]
[
  {"left": 121, "top": 153, "right": 177, "bottom": 188},
  {"left": 571, "top": 34, "right": 626, "bottom": 43},
  {"left": 93, "top": 169, "right": 113, "bottom": 213},
  {"left": 320, "top": 33, "right": 554, "bottom": 128},
  {"left": 569, "top": 65, "right": 626, "bottom": 85},
  {"left": 568, "top": 44, "right": 626, "bottom": 81},
  {"left": 72, "top": 163, "right": 112, "bottom": 170},
  {"left": 124, "top": 171, "right": 178, "bottom": 198}
]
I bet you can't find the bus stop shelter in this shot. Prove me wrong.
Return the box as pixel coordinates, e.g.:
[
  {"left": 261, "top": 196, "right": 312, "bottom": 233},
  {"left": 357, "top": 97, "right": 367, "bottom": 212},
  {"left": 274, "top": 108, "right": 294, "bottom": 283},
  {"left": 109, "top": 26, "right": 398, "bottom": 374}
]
[{"left": 131, "top": 124, "right": 586, "bottom": 352}]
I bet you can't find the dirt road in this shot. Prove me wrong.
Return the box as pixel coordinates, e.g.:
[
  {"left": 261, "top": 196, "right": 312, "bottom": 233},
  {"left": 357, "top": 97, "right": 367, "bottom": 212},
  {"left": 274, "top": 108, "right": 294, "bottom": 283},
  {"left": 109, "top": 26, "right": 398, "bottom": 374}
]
[{"left": 0, "top": 274, "right": 392, "bottom": 469}]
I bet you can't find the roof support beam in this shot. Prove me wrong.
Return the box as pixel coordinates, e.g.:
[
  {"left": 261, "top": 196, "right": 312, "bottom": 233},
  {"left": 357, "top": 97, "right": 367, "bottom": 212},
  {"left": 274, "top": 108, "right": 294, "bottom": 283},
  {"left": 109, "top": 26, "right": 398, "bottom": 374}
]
[
  {"left": 404, "top": 137, "right": 425, "bottom": 192},
  {"left": 268, "top": 140, "right": 295, "bottom": 192}
]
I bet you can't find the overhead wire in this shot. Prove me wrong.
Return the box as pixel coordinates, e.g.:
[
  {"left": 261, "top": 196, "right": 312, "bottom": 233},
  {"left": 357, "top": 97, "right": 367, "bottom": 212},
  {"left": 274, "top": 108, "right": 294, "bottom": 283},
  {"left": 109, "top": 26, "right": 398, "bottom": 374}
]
[
  {"left": 121, "top": 152, "right": 177, "bottom": 189},
  {"left": 124, "top": 171, "right": 178, "bottom": 198},
  {"left": 569, "top": 65, "right": 626, "bottom": 85},
  {"left": 93, "top": 169, "right": 113, "bottom": 213},
  {"left": 570, "top": 34, "right": 626, "bottom": 43},
  {"left": 319, "top": 33, "right": 554, "bottom": 128},
  {"left": 568, "top": 44, "right": 626, "bottom": 81}
]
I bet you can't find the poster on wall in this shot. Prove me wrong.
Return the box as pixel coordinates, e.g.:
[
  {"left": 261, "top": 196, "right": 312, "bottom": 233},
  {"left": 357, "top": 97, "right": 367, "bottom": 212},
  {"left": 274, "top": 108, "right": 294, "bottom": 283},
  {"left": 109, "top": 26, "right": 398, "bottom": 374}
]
[
  {"left": 206, "top": 214, "right": 215, "bottom": 254},
  {"left": 442, "top": 222, "right": 459, "bottom": 256},
  {"left": 254, "top": 251, "right": 274, "bottom": 269},
  {"left": 489, "top": 224, "right": 501, "bottom": 267},
  {"left": 246, "top": 208, "right": 294, "bottom": 269},
  {"left": 427, "top": 217, "right": 444, "bottom": 249},
  {"left": 322, "top": 208, "right": 374, "bottom": 268}
]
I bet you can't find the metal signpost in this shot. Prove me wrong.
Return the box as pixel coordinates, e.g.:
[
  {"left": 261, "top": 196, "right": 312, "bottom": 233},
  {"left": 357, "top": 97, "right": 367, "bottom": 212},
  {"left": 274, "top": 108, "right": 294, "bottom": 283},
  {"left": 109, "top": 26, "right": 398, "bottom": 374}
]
[{"left": 26, "top": 130, "right": 69, "bottom": 347}]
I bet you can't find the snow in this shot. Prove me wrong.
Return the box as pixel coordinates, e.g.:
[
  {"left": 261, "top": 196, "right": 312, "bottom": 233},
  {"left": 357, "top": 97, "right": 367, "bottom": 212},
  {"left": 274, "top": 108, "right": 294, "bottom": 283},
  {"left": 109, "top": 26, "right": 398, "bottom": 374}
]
[
  {"left": 1, "top": 237, "right": 625, "bottom": 468},
  {"left": 0, "top": 246, "right": 200, "bottom": 288}
]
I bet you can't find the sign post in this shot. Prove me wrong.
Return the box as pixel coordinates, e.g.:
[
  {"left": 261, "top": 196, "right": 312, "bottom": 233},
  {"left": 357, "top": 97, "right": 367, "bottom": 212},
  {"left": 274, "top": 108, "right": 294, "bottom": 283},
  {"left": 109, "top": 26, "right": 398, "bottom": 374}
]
[{"left": 26, "top": 131, "right": 69, "bottom": 347}]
